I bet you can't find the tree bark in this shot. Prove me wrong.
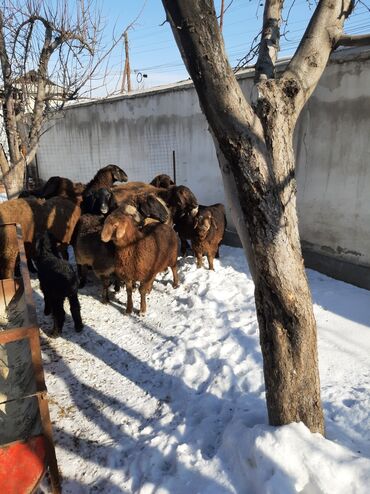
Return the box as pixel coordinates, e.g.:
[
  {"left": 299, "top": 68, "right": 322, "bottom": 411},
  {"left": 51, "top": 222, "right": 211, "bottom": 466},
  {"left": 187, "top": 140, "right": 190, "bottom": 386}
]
[
  {"left": 159, "top": 0, "right": 362, "bottom": 434},
  {"left": 0, "top": 10, "right": 25, "bottom": 197},
  {"left": 27, "top": 23, "right": 53, "bottom": 162},
  {"left": 2, "top": 159, "right": 25, "bottom": 198},
  {"left": 254, "top": 0, "right": 283, "bottom": 82}
]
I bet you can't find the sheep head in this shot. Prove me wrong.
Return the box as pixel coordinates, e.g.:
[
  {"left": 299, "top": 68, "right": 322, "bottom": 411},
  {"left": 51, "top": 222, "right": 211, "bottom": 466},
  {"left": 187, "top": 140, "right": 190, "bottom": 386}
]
[
  {"left": 82, "top": 188, "right": 116, "bottom": 215},
  {"left": 194, "top": 211, "right": 216, "bottom": 239},
  {"left": 169, "top": 186, "right": 198, "bottom": 218},
  {"left": 106, "top": 164, "right": 128, "bottom": 183},
  {"left": 150, "top": 174, "right": 175, "bottom": 188},
  {"left": 101, "top": 214, "right": 132, "bottom": 245}
]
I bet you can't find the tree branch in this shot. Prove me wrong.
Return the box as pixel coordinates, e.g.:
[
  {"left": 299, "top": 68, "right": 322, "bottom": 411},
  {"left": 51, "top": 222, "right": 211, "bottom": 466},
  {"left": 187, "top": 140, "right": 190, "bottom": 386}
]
[
  {"left": 282, "top": 0, "right": 354, "bottom": 117},
  {"left": 254, "top": 0, "right": 284, "bottom": 83},
  {"left": 161, "top": 0, "right": 260, "bottom": 138},
  {"left": 0, "top": 9, "right": 22, "bottom": 167}
]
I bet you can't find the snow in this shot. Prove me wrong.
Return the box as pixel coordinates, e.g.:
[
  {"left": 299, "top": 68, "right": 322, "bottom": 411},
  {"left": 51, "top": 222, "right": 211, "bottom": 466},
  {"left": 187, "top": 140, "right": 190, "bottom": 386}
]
[{"left": 33, "top": 246, "right": 370, "bottom": 493}]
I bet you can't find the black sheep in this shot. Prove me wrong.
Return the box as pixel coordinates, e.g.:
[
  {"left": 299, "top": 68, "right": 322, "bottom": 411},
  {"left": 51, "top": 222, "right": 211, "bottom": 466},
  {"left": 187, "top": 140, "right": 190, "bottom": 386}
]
[
  {"left": 81, "top": 187, "right": 117, "bottom": 215},
  {"left": 34, "top": 231, "right": 83, "bottom": 337}
]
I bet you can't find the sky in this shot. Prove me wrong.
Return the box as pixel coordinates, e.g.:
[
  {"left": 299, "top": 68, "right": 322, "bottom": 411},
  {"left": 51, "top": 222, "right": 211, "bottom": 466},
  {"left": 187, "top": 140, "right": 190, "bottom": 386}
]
[{"left": 88, "top": 0, "right": 370, "bottom": 96}]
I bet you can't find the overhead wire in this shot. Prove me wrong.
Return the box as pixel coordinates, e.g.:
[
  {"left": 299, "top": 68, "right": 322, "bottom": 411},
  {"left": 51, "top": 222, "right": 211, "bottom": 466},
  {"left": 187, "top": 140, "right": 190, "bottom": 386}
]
[{"left": 91, "top": 2, "right": 370, "bottom": 94}]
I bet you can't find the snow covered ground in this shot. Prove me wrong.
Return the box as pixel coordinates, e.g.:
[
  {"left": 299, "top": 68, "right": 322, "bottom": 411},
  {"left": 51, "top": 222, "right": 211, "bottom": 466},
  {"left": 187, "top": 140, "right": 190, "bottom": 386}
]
[{"left": 34, "top": 246, "right": 370, "bottom": 493}]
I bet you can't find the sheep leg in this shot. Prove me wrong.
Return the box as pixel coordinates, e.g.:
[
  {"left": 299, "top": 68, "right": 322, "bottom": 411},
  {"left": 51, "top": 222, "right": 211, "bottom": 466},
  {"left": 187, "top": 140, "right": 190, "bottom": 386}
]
[
  {"left": 171, "top": 265, "right": 179, "bottom": 288},
  {"left": 139, "top": 279, "right": 154, "bottom": 315},
  {"left": 51, "top": 299, "right": 65, "bottom": 337},
  {"left": 207, "top": 252, "right": 215, "bottom": 271},
  {"left": 10, "top": 253, "right": 20, "bottom": 278},
  {"left": 78, "top": 264, "right": 88, "bottom": 288},
  {"left": 101, "top": 276, "right": 111, "bottom": 304},
  {"left": 44, "top": 293, "right": 51, "bottom": 316},
  {"left": 125, "top": 280, "right": 134, "bottom": 314},
  {"left": 113, "top": 277, "right": 121, "bottom": 292},
  {"left": 180, "top": 238, "right": 189, "bottom": 257},
  {"left": 68, "top": 294, "right": 83, "bottom": 332},
  {"left": 215, "top": 247, "right": 220, "bottom": 259},
  {"left": 59, "top": 244, "right": 69, "bottom": 260},
  {"left": 27, "top": 257, "right": 38, "bottom": 274},
  {"left": 194, "top": 249, "right": 203, "bottom": 269}
]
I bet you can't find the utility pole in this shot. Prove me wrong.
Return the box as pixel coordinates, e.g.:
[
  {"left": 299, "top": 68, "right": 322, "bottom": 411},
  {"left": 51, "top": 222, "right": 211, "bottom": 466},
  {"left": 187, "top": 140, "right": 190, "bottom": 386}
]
[
  {"left": 219, "top": 0, "right": 225, "bottom": 32},
  {"left": 121, "top": 31, "right": 131, "bottom": 93}
]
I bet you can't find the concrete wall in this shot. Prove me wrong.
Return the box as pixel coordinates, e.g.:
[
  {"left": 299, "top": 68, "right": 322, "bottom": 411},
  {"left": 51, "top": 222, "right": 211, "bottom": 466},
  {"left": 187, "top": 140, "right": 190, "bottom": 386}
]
[
  {"left": 37, "top": 47, "right": 370, "bottom": 288},
  {"left": 38, "top": 82, "right": 223, "bottom": 207},
  {"left": 294, "top": 50, "right": 370, "bottom": 286}
]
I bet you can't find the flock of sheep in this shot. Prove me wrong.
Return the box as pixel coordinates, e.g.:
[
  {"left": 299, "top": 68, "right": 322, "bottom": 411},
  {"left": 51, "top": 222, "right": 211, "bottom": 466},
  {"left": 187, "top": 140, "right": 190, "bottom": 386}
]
[{"left": 0, "top": 165, "right": 226, "bottom": 337}]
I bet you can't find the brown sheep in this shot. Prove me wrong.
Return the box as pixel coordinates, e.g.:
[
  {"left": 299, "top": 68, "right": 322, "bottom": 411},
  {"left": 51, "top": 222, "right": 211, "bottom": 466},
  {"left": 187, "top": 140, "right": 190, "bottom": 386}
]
[
  {"left": 72, "top": 194, "right": 171, "bottom": 303},
  {"left": 101, "top": 210, "right": 179, "bottom": 314},
  {"left": 112, "top": 183, "right": 198, "bottom": 223},
  {"left": 18, "top": 176, "right": 85, "bottom": 200},
  {"left": 111, "top": 182, "right": 174, "bottom": 225},
  {"left": 150, "top": 174, "right": 175, "bottom": 188},
  {"left": 0, "top": 196, "right": 81, "bottom": 278},
  {"left": 159, "top": 185, "right": 198, "bottom": 221},
  {"left": 43, "top": 196, "right": 82, "bottom": 247},
  {"left": 72, "top": 214, "right": 116, "bottom": 303},
  {"left": 112, "top": 182, "right": 159, "bottom": 205},
  {"left": 191, "top": 204, "right": 226, "bottom": 270},
  {"left": 84, "top": 164, "right": 128, "bottom": 193},
  {"left": 0, "top": 197, "right": 43, "bottom": 278}
]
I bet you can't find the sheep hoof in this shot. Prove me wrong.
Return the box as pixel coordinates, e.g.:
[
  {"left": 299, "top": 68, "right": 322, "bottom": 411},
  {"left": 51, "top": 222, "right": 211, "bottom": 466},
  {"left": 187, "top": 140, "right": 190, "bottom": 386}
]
[
  {"left": 75, "top": 324, "right": 84, "bottom": 333},
  {"left": 126, "top": 307, "right": 133, "bottom": 315}
]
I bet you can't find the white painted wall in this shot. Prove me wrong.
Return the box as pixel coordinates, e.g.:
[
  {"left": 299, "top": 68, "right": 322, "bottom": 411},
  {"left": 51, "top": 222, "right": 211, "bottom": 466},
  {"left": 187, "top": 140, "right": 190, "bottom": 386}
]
[
  {"left": 294, "top": 51, "right": 370, "bottom": 269},
  {"left": 37, "top": 47, "right": 370, "bottom": 281}
]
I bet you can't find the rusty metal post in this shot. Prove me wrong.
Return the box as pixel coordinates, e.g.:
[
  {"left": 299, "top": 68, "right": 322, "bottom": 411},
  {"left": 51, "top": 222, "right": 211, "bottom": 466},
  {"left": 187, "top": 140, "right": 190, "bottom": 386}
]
[{"left": 172, "top": 150, "right": 176, "bottom": 184}]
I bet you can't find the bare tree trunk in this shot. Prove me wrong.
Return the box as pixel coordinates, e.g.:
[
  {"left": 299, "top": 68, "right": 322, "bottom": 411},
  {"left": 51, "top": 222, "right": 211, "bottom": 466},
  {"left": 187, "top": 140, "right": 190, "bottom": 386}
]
[
  {"left": 214, "top": 106, "right": 323, "bottom": 432},
  {"left": 0, "top": 10, "right": 25, "bottom": 198},
  {"left": 254, "top": 90, "right": 323, "bottom": 429},
  {"left": 2, "top": 159, "right": 25, "bottom": 198},
  {"left": 162, "top": 0, "right": 327, "bottom": 433}
]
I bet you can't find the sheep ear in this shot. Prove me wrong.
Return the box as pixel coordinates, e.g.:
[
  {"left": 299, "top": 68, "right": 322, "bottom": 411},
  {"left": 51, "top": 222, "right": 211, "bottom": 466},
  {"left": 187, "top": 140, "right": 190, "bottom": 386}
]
[
  {"left": 101, "top": 222, "right": 115, "bottom": 242},
  {"left": 115, "top": 223, "right": 127, "bottom": 240}
]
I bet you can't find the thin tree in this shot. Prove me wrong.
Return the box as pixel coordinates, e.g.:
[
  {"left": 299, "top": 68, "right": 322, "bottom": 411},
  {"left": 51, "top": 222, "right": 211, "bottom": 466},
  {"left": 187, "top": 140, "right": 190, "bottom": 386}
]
[
  {"left": 0, "top": 0, "right": 107, "bottom": 198},
  {"left": 161, "top": 0, "right": 370, "bottom": 434}
]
